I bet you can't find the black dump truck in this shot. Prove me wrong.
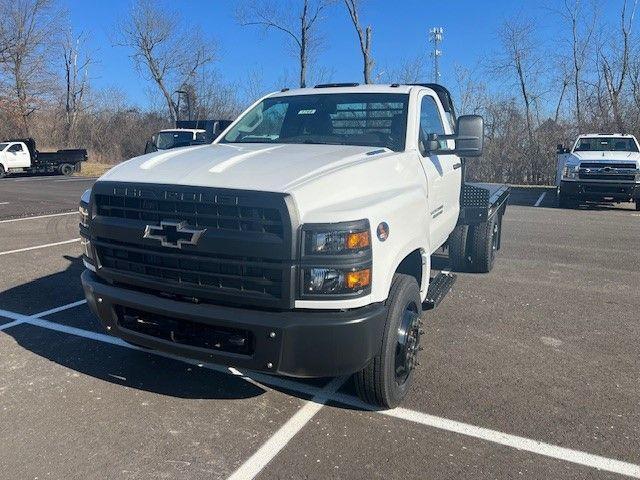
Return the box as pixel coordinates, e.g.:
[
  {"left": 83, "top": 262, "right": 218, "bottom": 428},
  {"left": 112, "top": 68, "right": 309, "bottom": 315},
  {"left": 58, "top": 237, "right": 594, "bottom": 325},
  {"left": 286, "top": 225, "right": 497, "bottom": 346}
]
[{"left": 0, "top": 138, "right": 87, "bottom": 178}]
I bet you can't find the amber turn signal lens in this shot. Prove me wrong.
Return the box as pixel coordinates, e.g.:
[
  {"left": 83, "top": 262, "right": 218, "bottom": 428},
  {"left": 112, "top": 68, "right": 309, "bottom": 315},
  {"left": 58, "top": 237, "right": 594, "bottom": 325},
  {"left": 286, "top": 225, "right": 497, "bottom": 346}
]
[
  {"left": 346, "top": 231, "right": 370, "bottom": 250},
  {"left": 346, "top": 268, "right": 371, "bottom": 289}
]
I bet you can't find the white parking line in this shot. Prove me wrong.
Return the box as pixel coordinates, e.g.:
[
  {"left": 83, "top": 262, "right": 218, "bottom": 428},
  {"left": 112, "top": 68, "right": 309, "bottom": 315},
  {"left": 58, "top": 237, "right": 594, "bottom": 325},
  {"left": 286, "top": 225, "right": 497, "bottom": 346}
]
[
  {"left": 1, "top": 303, "right": 639, "bottom": 479},
  {"left": 0, "top": 211, "right": 76, "bottom": 224},
  {"left": 53, "top": 177, "right": 97, "bottom": 182},
  {"left": 0, "top": 238, "right": 80, "bottom": 256},
  {"left": 0, "top": 202, "right": 9, "bottom": 205},
  {"left": 228, "top": 376, "right": 348, "bottom": 480},
  {"left": 0, "top": 319, "right": 23, "bottom": 331},
  {"left": 534, "top": 191, "right": 547, "bottom": 207}
]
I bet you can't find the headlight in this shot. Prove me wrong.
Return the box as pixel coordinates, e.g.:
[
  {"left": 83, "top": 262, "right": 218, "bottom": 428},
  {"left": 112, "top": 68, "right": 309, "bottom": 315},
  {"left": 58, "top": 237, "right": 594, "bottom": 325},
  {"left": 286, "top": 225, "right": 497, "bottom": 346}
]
[
  {"left": 303, "top": 267, "right": 371, "bottom": 295},
  {"left": 79, "top": 189, "right": 91, "bottom": 227},
  {"left": 303, "top": 220, "right": 371, "bottom": 256},
  {"left": 562, "top": 165, "right": 579, "bottom": 179},
  {"left": 300, "top": 219, "right": 372, "bottom": 298}
]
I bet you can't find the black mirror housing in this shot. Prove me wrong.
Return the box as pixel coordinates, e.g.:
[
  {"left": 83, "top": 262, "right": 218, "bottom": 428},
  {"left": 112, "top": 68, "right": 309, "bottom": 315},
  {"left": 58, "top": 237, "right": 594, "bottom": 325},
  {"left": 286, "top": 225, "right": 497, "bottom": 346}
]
[{"left": 453, "top": 115, "right": 483, "bottom": 157}]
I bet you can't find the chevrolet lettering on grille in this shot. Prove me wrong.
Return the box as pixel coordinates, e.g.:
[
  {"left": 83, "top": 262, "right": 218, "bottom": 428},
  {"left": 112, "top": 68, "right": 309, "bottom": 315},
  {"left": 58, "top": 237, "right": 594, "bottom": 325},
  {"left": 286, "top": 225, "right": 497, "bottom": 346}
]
[{"left": 143, "top": 221, "right": 206, "bottom": 249}]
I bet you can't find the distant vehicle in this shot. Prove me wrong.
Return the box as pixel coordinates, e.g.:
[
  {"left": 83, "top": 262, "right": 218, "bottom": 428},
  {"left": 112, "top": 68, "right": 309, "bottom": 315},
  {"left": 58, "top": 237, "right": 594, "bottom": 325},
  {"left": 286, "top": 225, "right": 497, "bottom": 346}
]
[
  {"left": 556, "top": 133, "right": 640, "bottom": 210},
  {"left": 144, "top": 120, "right": 233, "bottom": 154},
  {"left": 0, "top": 138, "right": 87, "bottom": 178}
]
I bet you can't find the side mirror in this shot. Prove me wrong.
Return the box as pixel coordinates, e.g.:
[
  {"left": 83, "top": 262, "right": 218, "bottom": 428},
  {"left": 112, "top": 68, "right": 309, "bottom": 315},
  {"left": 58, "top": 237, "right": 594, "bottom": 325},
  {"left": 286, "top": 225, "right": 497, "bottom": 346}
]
[
  {"left": 144, "top": 140, "right": 157, "bottom": 154},
  {"left": 453, "top": 115, "right": 483, "bottom": 157}
]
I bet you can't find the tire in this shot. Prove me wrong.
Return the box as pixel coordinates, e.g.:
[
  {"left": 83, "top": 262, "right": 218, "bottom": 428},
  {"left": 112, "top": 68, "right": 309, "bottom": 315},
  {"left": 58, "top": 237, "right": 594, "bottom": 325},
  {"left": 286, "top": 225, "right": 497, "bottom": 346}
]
[
  {"left": 60, "top": 163, "right": 74, "bottom": 176},
  {"left": 558, "top": 190, "right": 575, "bottom": 209},
  {"left": 469, "top": 216, "right": 498, "bottom": 273},
  {"left": 448, "top": 224, "right": 471, "bottom": 272},
  {"left": 636, "top": 200, "right": 640, "bottom": 211},
  {"left": 354, "top": 274, "right": 422, "bottom": 409},
  {"left": 0, "top": 165, "right": 5, "bottom": 179}
]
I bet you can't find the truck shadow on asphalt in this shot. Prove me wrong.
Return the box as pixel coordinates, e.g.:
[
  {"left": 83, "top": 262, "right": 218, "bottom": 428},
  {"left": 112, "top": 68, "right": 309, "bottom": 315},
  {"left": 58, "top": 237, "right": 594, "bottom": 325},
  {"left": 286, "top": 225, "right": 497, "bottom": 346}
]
[{"left": 1, "top": 255, "right": 338, "bottom": 404}]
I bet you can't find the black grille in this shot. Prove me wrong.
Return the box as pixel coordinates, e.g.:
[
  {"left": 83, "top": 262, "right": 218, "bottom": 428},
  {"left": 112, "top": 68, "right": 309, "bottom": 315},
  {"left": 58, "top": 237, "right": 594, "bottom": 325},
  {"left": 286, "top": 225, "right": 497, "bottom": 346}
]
[
  {"left": 96, "top": 239, "right": 285, "bottom": 300},
  {"left": 117, "top": 306, "right": 254, "bottom": 355},
  {"left": 579, "top": 172, "right": 636, "bottom": 181},
  {"left": 95, "top": 192, "right": 284, "bottom": 238},
  {"left": 579, "top": 162, "right": 636, "bottom": 169},
  {"left": 90, "top": 182, "right": 296, "bottom": 308}
]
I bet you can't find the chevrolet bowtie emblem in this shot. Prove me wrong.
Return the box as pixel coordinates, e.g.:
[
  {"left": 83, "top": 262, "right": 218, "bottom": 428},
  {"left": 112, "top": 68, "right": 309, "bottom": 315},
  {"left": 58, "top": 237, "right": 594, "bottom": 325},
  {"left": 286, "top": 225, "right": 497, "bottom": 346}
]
[{"left": 143, "top": 221, "right": 206, "bottom": 249}]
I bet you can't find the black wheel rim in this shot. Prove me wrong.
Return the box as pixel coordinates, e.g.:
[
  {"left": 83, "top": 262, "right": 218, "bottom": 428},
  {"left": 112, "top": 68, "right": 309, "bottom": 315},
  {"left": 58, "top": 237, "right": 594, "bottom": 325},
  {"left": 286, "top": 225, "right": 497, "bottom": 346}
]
[
  {"left": 394, "top": 302, "right": 421, "bottom": 385},
  {"left": 491, "top": 222, "right": 499, "bottom": 252}
]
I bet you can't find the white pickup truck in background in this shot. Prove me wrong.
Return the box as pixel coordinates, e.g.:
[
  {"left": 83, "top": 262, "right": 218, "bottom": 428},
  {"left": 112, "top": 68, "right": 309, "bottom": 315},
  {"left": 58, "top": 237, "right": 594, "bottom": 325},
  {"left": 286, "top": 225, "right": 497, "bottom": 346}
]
[
  {"left": 79, "top": 83, "right": 509, "bottom": 408},
  {"left": 556, "top": 133, "right": 640, "bottom": 210}
]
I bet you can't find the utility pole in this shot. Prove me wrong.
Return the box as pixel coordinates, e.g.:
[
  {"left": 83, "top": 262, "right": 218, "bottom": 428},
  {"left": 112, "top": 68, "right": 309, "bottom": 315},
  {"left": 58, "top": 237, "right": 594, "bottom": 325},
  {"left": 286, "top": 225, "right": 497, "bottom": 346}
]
[{"left": 429, "top": 27, "right": 444, "bottom": 83}]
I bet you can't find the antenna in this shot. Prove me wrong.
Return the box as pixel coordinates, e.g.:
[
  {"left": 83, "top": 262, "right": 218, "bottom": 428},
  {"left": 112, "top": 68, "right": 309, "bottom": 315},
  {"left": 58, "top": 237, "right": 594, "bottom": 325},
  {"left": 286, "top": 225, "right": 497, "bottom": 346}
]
[{"left": 429, "top": 27, "right": 444, "bottom": 83}]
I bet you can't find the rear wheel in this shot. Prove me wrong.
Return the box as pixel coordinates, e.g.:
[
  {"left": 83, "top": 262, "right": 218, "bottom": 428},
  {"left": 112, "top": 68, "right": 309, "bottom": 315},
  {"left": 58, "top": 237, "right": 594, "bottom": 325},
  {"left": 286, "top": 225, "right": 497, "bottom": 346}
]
[
  {"left": 469, "top": 216, "right": 499, "bottom": 273},
  {"left": 636, "top": 200, "right": 640, "bottom": 211},
  {"left": 0, "top": 165, "right": 5, "bottom": 179},
  {"left": 354, "top": 274, "right": 422, "bottom": 409},
  {"left": 60, "top": 163, "right": 74, "bottom": 176},
  {"left": 448, "top": 224, "right": 471, "bottom": 272}
]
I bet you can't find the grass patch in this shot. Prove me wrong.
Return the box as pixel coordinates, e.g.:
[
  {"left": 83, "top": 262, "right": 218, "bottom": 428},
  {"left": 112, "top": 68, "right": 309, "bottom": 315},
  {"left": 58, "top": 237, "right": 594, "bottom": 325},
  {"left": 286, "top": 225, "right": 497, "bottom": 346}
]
[{"left": 74, "top": 162, "right": 113, "bottom": 178}]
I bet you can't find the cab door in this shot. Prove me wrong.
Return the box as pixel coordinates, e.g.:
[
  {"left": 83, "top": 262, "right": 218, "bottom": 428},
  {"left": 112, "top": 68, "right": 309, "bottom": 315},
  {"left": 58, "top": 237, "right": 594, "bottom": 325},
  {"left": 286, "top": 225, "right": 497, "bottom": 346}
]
[
  {"left": 416, "top": 94, "right": 462, "bottom": 250},
  {"left": 5, "top": 143, "right": 30, "bottom": 169}
]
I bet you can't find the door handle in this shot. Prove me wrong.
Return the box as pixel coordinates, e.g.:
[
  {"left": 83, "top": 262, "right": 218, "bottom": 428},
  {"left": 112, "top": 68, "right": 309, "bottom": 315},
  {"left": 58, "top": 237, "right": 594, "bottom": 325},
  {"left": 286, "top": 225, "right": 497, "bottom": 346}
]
[{"left": 453, "top": 163, "right": 462, "bottom": 170}]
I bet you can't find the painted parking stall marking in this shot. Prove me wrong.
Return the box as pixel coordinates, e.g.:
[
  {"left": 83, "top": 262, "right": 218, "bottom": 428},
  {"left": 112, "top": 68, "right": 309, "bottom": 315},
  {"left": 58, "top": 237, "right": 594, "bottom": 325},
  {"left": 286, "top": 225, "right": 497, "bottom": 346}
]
[
  {"left": 0, "top": 238, "right": 80, "bottom": 256},
  {"left": 1, "top": 299, "right": 639, "bottom": 479}
]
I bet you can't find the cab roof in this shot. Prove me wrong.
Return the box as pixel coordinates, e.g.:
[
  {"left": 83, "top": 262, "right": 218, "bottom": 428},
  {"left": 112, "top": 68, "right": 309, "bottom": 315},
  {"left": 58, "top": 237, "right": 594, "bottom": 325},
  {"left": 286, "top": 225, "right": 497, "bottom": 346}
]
[
  {"left": 577, "top": 133, "right": 637, "bottom": 139},
  {"left": 270, "top": 83, "right": 426, "bottom": 97}
]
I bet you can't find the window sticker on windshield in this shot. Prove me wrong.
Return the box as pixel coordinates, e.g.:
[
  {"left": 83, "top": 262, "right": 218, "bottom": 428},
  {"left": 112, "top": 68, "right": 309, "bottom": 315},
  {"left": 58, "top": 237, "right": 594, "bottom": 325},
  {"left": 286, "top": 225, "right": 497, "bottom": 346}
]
[{"left": 298, "top": 109, "right": 316, "bottom": 115}]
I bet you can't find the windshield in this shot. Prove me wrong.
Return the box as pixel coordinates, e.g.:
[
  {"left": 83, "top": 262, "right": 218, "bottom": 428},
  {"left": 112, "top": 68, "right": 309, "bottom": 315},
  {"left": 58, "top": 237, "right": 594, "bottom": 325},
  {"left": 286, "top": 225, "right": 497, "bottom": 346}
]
[
  {"left": 155, "top": 131, "right": 195, "bottom": 150},
  {"left": 220, "top": 93, "right": 409, "bottom": 151},
  {"left": 574, "top": 137, "right": 639, "bottom": 152},
  {"left": 0, "top": 143, "right": 8, "bottom": 151}
]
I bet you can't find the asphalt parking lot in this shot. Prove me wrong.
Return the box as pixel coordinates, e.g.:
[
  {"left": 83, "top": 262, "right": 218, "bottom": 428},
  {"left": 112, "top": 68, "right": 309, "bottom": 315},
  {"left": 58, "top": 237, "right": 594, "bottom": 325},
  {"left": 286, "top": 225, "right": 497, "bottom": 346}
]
[{"left": 1, "top": 176, "right": 639, "bottom": 479}]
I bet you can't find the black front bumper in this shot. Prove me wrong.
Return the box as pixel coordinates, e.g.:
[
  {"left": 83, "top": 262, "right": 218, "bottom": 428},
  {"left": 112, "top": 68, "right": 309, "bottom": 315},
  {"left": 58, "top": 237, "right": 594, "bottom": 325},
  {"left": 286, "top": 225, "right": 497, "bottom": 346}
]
[
  {"left": 81, "top": 270, "right": 387, "bottom": 378},
  {"left": 560, "top": 180, "right": 640, "bottom": 201}
]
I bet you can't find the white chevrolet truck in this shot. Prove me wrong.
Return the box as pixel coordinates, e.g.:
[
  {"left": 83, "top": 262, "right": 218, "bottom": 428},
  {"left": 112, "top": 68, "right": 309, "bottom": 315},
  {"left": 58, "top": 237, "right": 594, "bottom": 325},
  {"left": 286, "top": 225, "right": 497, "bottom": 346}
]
[
  {"left": 557, "top": 133, "right": 640, "bottom": 210},
  {"left": 79, "top": 83, "right": 509, "bottom": 407}
]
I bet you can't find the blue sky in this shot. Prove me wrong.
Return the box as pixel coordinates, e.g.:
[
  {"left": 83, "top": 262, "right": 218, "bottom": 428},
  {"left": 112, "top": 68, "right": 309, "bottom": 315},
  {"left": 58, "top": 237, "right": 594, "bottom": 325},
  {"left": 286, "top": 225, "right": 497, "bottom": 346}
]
[{"left": 63, "top": 0, "right": 621, "bottom": 109}]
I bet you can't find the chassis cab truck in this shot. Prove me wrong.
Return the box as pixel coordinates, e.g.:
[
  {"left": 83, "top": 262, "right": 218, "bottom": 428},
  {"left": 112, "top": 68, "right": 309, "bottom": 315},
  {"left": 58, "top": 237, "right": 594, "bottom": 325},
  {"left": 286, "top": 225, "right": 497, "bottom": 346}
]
[
  {"left": 79, "top": 84, "right": 508, "bottom": 408},
  {"left": 557, "top": 133, "right": 640, "bottom": 210},
  {"left": 0, "top": 138, "right": 87, "bottom": 178}
]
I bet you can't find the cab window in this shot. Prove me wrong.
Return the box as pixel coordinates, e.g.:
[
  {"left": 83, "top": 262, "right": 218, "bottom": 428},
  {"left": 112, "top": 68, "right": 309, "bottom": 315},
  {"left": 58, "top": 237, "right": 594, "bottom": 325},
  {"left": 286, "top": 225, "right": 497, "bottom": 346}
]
[
  {"left": 418, "top": 96, "right": 447, "bottom": 155},
  {"left": 8, "top": 144, "right": 23, "bottom": 152}
]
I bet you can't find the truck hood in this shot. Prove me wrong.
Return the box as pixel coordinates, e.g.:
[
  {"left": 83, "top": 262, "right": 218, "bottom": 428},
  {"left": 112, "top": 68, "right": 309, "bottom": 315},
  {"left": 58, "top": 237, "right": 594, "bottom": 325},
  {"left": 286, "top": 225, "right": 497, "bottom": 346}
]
[
  {"left": 570, "top": 151, "right": 640, "bottom": 164},
  {"left": 99, "top": 143, "right": 390, "bottom": 192}
]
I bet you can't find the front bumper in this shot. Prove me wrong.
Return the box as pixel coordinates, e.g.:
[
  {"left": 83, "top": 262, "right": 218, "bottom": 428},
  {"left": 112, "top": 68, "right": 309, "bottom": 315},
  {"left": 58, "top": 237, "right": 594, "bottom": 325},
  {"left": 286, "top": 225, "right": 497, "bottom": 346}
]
[
  {"left": 81, "top": 270, "right": 387, "bottom": 378},
  {"left": 560, "top": 180, "right": 640, "bottom": 201}
]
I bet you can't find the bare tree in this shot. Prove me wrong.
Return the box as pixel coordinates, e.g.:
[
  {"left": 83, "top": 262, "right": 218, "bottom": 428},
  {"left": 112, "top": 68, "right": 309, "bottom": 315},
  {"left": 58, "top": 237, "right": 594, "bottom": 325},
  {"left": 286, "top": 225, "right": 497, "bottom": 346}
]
[
  {"left": 0, "top": 0, "right": 60, "bottom": 135},
  {"left": 599, "top": 0, "right": 638, "bottom": 132},
  {"left": 61, "top": 30, "right": 92, "bottom": 145},
  {"left": 496, "top": 19, "right": 541, "bottom": 145},
  {"left": 560, "top": 0, "right": 596, "bottom": 130},
  {"left": 344, "top": 0, "right": 373, "bottom": 84},
  {"left": 237, "top": 0, "right": 332, "bottom": 88},
  {"left": 116, "top": 0, "right": 216, "bottom": 121}
]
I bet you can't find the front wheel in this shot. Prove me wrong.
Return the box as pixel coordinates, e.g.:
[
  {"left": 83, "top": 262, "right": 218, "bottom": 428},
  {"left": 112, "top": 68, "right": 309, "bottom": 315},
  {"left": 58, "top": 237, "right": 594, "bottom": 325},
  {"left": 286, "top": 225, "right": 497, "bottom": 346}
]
[
  {"left": 558, "top": 190, "right": 576, "bottom": 209},
  {"left": 0, "top": 165, "right": 5, "bottom": 179},
  {"left": 354, "top": 274, "right": 422, "bottom": 409},
  {"left": 635, "top": 200, "right": 640, "bottom": 211}
]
